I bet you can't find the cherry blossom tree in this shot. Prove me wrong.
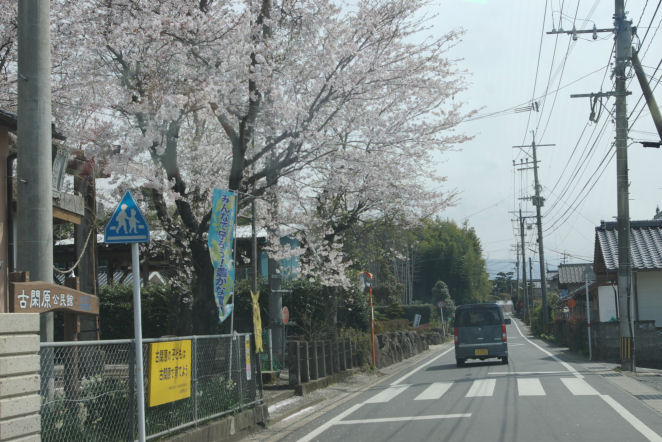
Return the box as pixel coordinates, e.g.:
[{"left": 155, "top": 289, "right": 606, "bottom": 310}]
[{"left": 1, "top": 0, "right": 474, "bottom": 333}]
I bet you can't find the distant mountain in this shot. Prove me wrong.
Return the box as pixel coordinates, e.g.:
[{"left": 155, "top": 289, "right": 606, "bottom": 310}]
[{"left": 485, "top": 258, "right": 543, "bottom": 280}]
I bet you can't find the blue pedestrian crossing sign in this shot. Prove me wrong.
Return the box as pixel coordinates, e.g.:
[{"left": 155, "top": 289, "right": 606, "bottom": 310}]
[{"left": 104, "top": 190, "right": 150, "bottom": 243}]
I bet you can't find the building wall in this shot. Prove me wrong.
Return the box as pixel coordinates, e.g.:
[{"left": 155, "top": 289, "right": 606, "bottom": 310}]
[
  {"left": 597, "top": 284, "right": 618, "bottom": 322},
  {"left": 0, "top": 313, "right": 41, "bottom": 441},
  {"left": 635, "top": 271, "right": 662, "bottom": 326}
]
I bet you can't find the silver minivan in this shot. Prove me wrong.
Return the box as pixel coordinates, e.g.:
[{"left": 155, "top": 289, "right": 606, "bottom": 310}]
[{"left": 454, "top": 303, "right": 511, "bottom": 367}]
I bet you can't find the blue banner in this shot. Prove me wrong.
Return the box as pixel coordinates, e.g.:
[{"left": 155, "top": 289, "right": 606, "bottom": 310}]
[{"left": 208, "top": 189, "right": 237, "bottom": 323}]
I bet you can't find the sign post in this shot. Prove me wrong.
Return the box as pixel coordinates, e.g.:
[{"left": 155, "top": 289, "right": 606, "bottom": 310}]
[
  {"left": 437, "top": 301, "right": 446, "bottom": 339},
  {"left": 105, "top": 191, "right": 149, "bottom": 442}
]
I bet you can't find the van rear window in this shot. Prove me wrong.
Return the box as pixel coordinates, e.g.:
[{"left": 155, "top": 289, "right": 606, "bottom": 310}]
[{"left": 456, "top": 308, "right": 501, "bottom": 326}]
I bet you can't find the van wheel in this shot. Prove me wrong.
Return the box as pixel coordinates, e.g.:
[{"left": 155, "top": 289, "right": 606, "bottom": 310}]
[
  {"left": 501, "top": 356, "right": 509, "bottom": 365},
  {"left": 456, "top": 358, "right": 465, "bottom": 368}
]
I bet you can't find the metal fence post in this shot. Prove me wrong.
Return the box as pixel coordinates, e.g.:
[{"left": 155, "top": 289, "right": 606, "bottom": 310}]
[
  {"left": 238, "top": 335, "right": 244, "bottom": 407},
  {"left": 193, "top": 336, "right": 198, "bottom": 424}
]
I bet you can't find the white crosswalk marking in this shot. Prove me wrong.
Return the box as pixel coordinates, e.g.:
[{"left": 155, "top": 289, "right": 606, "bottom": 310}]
[
  {"left": 517, "top": 378, "right": 545, "bottom": 396},
  {"left": 365, "top": 384, "right": 409, "bottom": 403},
  {"left": 415, "top": 382, "right": 453, "bottom": 400},
  {"left": 466, "top": 379, "right": 496, "bottom": 397},
  {"left": 561, "top": 377, "right": 600, "bottom": 395}
]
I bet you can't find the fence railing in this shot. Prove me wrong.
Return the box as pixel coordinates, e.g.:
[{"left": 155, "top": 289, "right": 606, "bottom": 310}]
[{"left": 39, "top": 333, "right": 263, "bottom": 442}]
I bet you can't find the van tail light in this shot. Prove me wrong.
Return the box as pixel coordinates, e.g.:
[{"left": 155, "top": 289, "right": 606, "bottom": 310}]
[
  {"left": 502, "top": 324, "right": 507, "bottom": 342},
  {"left": 454, "top": 327, "right": 458, "bottom": 345}
]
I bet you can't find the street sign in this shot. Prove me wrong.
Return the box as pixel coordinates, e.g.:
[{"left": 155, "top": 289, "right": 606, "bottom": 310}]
[{"left": 104, "top": 190, "right": 149, "bottom": 243}]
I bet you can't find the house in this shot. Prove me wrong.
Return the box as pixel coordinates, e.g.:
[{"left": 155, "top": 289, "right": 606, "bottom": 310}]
[
  {"left": 557, "top": 263, "right": 598, "bottom": 320},
  {"left": 593, "top": 220, "right": 662, "bottom": 326}
]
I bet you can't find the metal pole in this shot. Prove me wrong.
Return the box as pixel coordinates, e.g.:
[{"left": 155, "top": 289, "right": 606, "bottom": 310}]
[
  {"left": 17, "top": 0, "right": 53, "bottom": 342},
  {"left": 585, "top": 270, "right": 592, "bottom": 361},
  {"left": 193, "top": 336, "right": 198, "bottom": 423},
  {"left": 369, "top": 285, "right": 375, "bottom": 367},
  {"left": 440, "top": 305, "right": 445, "bottom": 340},
  {"left": 131, "top": 243, "right": 146, "bottom": 442},
  {"left": 614, "top": 0, "right": 634, "bottom": 371}
]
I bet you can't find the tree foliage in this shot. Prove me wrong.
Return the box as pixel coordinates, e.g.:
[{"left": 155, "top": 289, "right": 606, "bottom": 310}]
[
  {"left": 1, "top": 0, "right": 474, "bottom": 332},
  {"left": 412, "top": 219, "right": 490, "bottom": 306},
  {"left": 492, "top": 271, "right": 514, "bottom": 299}
]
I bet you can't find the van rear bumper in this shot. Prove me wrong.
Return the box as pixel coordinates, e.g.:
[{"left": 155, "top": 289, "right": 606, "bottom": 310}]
[{"left": 454, "top": 342, "right": 508, "bottom": 360}]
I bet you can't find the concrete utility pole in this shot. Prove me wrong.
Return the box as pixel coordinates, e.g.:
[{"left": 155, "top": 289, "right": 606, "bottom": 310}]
[
  {"left": 530, "top": 134, "right": 550, "bottom": 331},
  {"left": 549, "top": 0, "right": 635, "bottom": 372},
  {"left": 519, "top": 209, "right": 529, "bottom": 321},
  {"left": 513, "top": 137, "right": 553, "bottom": 330},
  {"left": 614, "top": 0, "right": 634, "bottom": 371},
  {"left": 17, "top": 1, "right": 53, "bottom": 342}
]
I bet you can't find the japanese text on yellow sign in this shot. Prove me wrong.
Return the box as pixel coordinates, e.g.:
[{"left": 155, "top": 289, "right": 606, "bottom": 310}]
[{"left": 148, "top": 340, "right": 191, "bottom": 407}]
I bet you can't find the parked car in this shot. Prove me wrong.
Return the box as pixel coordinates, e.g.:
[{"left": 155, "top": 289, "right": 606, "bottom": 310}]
[{"left": 454, "top": 303, "right": 511, "bottom": 367}]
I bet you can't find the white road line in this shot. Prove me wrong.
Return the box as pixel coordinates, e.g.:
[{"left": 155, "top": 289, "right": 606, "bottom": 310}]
[
  {"left": 391, "top": 346, "right": 455, "bottom": 385},
  {"left": 511, "top": 318, "right": 582, "bottom": 378},
  {"left": 336, "top": 413, "right": 472, "bottom": 425},
  {"left": 296, "top": 403, "right": 363, "bottom": 442},
  {"left": 517, "top": 378, "right": 545, "bottom": 396},
  {"left": 281, "top": 406, "right": 315, "bottom": 422},
  {"left": 489, "top": 371, "right": 568, "bottom": 376},
  {"left": 414, "top": 382, "right": 453, "bottom": 400},
  {"left": 365, "top": 384, "right": 410, "bottom": 403},
  {"left": 600, "top": 395, "right": 662, "bottom": 442},
  {"left": 466, "top": 379, "right": 496, "bottom": 397},
  {"left": 561, "top": 377, "right": 600, "bottom": 396}
]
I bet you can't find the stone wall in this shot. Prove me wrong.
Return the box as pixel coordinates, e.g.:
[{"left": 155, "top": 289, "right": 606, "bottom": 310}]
[
  {"left": 375, "top": 330, "right": 444, "bottom": 369},
  {"left": 0, "top": 313, "right": 41, "bottom": 442},
  {"left": 591, "top": 320, "right": 662, "bottom": 368}
]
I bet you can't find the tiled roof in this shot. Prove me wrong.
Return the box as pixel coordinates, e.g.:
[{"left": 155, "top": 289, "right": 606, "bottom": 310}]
[
  {"left": 595, "top": 220, "right": 662, "bottom": 271},
  {"left": 558, "top": 263, "right": 593, "bottom": 284}
]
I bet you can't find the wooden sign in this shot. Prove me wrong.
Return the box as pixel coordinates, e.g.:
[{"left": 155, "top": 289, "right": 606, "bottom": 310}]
[{"left": 10, "top": 281, "right": 99, "bottom": 315}]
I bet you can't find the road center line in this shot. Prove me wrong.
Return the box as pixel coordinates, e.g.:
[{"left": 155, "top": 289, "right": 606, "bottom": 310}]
[
  {"left": 511, "top": 316, "right": 582, "bottom": 378},
  {"left": 336, "top": 413, "right": 472, "bottom": 425}
]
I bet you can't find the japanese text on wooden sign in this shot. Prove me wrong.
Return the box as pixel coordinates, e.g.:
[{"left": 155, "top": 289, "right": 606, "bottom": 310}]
[
  {"left": 11, "top": 282, "right": 99, "bottom": 315},
  {"left": 148, "top": 340, "right": 192, "bottom": 407}
]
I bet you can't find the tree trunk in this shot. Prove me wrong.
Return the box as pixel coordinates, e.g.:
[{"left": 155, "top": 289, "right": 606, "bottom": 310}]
[
  {"left": 190, "top": 236, "right": 218, "bottom": 335},
  {"left": 323, "top": 286, "right": 338, "bottom": 339}
]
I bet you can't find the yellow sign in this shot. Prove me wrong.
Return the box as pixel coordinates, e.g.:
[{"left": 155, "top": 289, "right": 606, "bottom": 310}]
[
  {"left": 251, "top": 291, "right": 263, "bottom": 353},
  {"left": 148, "top": 340, "right": 191, "bottom": 407}
]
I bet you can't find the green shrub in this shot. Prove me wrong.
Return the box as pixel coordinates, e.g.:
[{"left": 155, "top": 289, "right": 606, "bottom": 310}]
[{"left": 99, "top": 283, "right": 190, "bottom": 339}]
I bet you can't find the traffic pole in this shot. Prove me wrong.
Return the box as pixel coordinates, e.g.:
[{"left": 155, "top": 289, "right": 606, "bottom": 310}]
[{"left": 132, "top": 243, "right": 146, "bottom": 442}]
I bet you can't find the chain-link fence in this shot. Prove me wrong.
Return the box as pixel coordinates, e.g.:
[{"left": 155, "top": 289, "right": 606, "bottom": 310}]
[{"left": 40, "top": 334, "right": 263, "bottom": 442}]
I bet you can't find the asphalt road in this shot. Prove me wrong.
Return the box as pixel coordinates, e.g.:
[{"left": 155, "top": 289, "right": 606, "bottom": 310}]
[{"left": 256, "top": 316, "right": 662, "bottom": 442}]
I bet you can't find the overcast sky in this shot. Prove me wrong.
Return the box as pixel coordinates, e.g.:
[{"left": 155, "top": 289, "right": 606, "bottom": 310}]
[{"left": 424, "top": 0, "right": 662, "bottom": 276}]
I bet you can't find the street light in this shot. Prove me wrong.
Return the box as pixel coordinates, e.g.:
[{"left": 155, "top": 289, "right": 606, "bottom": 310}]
[{"left": 360, "top": 271, "right": 376, "bottom": 368}]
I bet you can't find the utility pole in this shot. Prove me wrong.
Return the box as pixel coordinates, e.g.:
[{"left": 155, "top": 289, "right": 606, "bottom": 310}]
[
  {"left": 549, "top": 0, "right": 635, "bottom": 372},
  {"left": 519, "top": 209, "right": 529, "bottom": 321},
  {"left": 513, "top": 136, "right": 554, "bottom": 331},
  {"left": 531, "top": 134, "right": 549, "bottom": 331},
  {"left": 17, "top": 1, "right": 53, "bottom": 341},
  {"left": 614, "top": 0, "right": 634, "bottom": 371},
  {"left": 529, "top": 257, "right": 534, "bottom": 309}
]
